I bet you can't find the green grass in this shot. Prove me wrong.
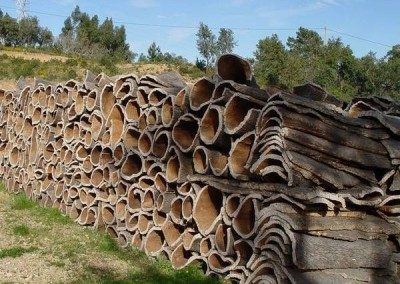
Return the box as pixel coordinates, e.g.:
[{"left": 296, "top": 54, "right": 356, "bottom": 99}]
[
  {"left": 12, "top": 224, "right": 30, "bottom": 236},
  {"left": 0, "top": 246, "right": 37, "bottom": 258},
  {"left": 11, "top": 192, "right": 71, "bottom": 224},
  {"left": 0, "top": 186, "right": 222, "bottom": 284}
]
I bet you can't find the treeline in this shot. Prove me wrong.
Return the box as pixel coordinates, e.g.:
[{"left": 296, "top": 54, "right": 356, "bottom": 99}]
[
  {"left": 252, "top": 27, "right": 400, "bottom": 100},
  {"left": 0, "top": 11, "right": 53, "bottom": 48},
  {"left": 0, "top": 5, "right": 399, "bottom": 100},
  {"left": 0, "top": 6, "right": 134, "bottom": 63}
]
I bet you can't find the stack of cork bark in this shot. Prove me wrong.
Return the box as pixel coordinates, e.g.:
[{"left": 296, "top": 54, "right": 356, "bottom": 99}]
[{"left": 0, "top": 53, "right": 399, "bottom": 283}]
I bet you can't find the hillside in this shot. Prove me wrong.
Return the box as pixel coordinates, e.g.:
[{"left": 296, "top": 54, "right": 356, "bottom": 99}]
[{"left": 0, "top": 49, "right": 203, "bottom": 90}]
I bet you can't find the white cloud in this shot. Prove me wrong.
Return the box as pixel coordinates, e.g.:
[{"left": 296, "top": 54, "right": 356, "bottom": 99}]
[
  {"left": 167, "top": 28, "right": 194, "bottom": 42},
  {"left": 130, "top": 0, "right": 158, "bottom": 8}
]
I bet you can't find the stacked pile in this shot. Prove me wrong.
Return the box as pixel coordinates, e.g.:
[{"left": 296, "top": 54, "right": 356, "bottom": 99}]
[{"left": 0, "top": 54, "right": 399, "bottom": 283}]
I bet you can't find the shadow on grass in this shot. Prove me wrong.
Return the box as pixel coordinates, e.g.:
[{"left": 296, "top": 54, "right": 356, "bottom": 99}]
[{"left": 72, "top": 262, "right": 221, "bottom": 284}]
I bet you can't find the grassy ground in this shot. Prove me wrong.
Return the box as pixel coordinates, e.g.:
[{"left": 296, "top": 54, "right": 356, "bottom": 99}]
[{"left": 0, "top": 185, "right": 222, "bottom": 284}]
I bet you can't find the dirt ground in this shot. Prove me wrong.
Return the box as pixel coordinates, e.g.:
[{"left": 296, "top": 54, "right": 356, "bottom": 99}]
[{"left": 0, "top": 50, "right": 69, "bottom": 63}]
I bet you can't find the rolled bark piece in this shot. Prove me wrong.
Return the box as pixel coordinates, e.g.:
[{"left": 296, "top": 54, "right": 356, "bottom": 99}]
[
  {"left": 228, "top": 131, "right": 255, "bottom": 180},
  {"left": 55, "top": 85, "right": 73, "bottom": 108},
  {"left": 152, "top": 129, "right": 172, "bottom": 161},
  {"left": 123, "top": 124, "right": 140, "bottom": 149},
  {"left": 166, "top": 146, "right": 193, "bottom": 183},
  {"left": 91, "top": 166, "right": 105, "bottom": 187},
  {"left": 232, "top": 196, "right": 259, "bottom": 239},
  {"left": 212, "top": 80, "right": 269, "bottom": 104},
  {"left": 137, "top": 86, "right": 151, "bottom": 109},
  {"left": 141, "top": 188, "right": 157, "bottom": 212},
  {"left": 215, "top": 53, "right": 253, "bottom": 85},
  {"left": 101, "top": 203, "right": 116, "bottom": 225},
  {"left": 105, "top": 103, "right": 125, "bottom": 147},
  {"left": 208, "top": 250, "right": 234, "bottom": 274},
  {"left": 224, "top": 93, "right": 261, "bottom": 136},
  {"left": 162, "top": 220, "right": 184, "bottom": 249},
  {"left": 170, "top": 196, "right": 184, "bottom": 225},
  {"left": 172, "top": 113, "right": 200, "bottom": 153},
  {"left": 156, "top": 191, "right": 176, "bottom": 213},
  {"left": 138, "top": 130, "right": 153, "bottom": 157},
  {"left": 148, "top": 88, "right": 168, "bottom": 107},
  {"left": 199, "top": 105, "right": 230, "bottom": 150},
  {"left": 114, "top": 74, "right": 138, "bottom": 101},
  {"left": 215, "top": 224, "right": 235, "bottom": 256},
  {"left": 131, "top": 231, "right": 143, "bottom": 250},
  {"left": 193, "top": 186, "right": 224, "bottom": 235},
  {"left": 86, "top": 88, "right": 100, "bottom": 112},
  {"left": 100, "top": 84, "right": 115, "bottom": 119},
  {"left": 120, "top": 149, "right": 144, "bottom": 181},
  {"left": 200, "top": 235, "right": 214, "bottom": 257},
  {"left": 146, "top": 107, "right": 161, "bottom": 131},
  {"left": 175, "top": 84, "right": 192, "bottom": 109},
  {"left": 161, "top": 95, "right": 183, "bottom": 128},
  {"left": 78, "top": 206, "right": 97, "bottom": 226},
  {"left": 153, "top": 209, "right": 168, "bottom": 227},
  {"left": 189, "top": 77, "right": 215, "bottom": 112},
  {"left": 193, "top": 146, "right": 210, "bottom": 175},
  {"left": 112, "top": 142, "right": 126, "bottom": 167},
  {"left": 89, "top": 110, "right": 105, "bottom": 141},
  {"left": 117, "top": 230, "right": 132, "bottom": 248},
  {"left": 182, "top": 194, "right": 194, "bottom": 222},
  {"left": 127, "top": 187, "right": 141, "bottom": 213},
  {"left": 144, "top": 227, "right": 165, "bottom": 257},
  {"left": 182, "top": 229, "right": 202, "bottom": 252},
  {"left": 138, "top": 212, "right": 153, "bottom": 234},
  {"left": 90, "top": 142, "right": 103, "bottom": 167},
  {"left": 124, "top": 99, "right": 141, "bottom": 123},
  {"left": 171, "top": 243, "right": 201, "bottom": 270}
]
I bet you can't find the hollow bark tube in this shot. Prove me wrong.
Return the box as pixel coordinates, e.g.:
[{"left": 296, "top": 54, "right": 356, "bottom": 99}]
[
  {"left": 172, "top": 113, "right": 200, "bottom": 153},
  {"left": 215, "top": 53, "right": 253, "bottom": 85}
]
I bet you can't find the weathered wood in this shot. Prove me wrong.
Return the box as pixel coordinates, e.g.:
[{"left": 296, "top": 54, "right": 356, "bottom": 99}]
[
  {"left": 267, "top": 98, "right": 391, "bottom": 139},
  {"left": 283, "top": 128, "right": 393, "bottom": 169},
  {"left": 275, "top": 105, "right": 388, "bottom": 155},
  {"left": 293, "top": 82, "right": 343, "bottom": 107},
  {"left": 284, "top": 139, "right": 378, "bottom": 184},
  {"left": 359, "top": 110, "right": 400, "bottom": 135},
  {"left": 294, "top": 232, "right": 393, "bottom": 270},
  {"left": 382, "top": 139, "right": 400, "bottom": 160}
]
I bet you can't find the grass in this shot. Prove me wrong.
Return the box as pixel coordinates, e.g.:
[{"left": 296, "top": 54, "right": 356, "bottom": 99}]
[
  {"left": 0, "top": 246, "right": 37, "bottom": 259},
  {"left": 12, "top": 224, "right": 30, "bottom": 236},
  {"left": 0, "top": 186, "right": 223, "bottom": 283}
]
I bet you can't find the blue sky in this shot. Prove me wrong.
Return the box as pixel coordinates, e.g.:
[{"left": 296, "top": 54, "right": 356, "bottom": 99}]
[{"left": 1, "top": 0, "right": 399, "bottom": 62}]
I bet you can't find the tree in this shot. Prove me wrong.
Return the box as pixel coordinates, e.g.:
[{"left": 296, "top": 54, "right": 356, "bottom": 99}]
[
  {"left": 37, "top": 27, "right": 53, "bottom": 48},
  {"left": 18, "top": 17, "right": 40, "bottom": 46},
  {"left": 287, "top": 27, "right": 324, "bottom": 81},
  {"left": 216, "top": 28, "right": 237, "bottom": 57},
  {"left": 253, "top": 34, "right": 288, "bottom": 87},
  {"left": 0, "top": 13, "right": 19, "bottom": 46},
  {"left": 147, "top": 41, "right": 162, "bottom": 62},
  {"left": 58, "top": 6, "right": 134, "bottom": 62},
  {"left": 196, "top": 22, "right": 216, "bottom": 70}
]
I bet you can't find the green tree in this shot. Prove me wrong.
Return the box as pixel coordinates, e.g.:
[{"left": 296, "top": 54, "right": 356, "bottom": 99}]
[
  {"left": 216, "top": 28, "right": 237, "bottom": 57},
  {"left": 253, "top": 34, "right": 288, "bottom": 87},
  {"left": 147, "top": 41, "right": 162, "bottom": 62},
  {"left": 287, "top": 27, "right": 324, "bottom": 81},
  {"left": 0, "top": 13, "right": 19, "bottom": 46},
  {"left": 196, "top": 22, "right": 216, "bottom": 70},
  {"left": 18, "top": 17, "right": 40, "bottom": 46},
  {"left": 37, "top": 27, "right": 53, "bottom": 48},
  {"left": 58, "top": 6, "right": 134, "bottom": 62}
]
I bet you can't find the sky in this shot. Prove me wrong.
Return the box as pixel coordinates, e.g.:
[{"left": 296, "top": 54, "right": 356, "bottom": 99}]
[{"left": 0, "top": 0, "right": 399, "bottom": 62}]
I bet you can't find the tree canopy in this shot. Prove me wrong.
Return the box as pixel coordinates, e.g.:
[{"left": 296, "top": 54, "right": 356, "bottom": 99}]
[
  {"left": 57, "top": 6, "right": 134, "bottom": 62},
  {"left": 196, "top": 22, "right": 237, "bottom": 70},
  {"left": 253, "top": 27, "right": 400, "bottom": 100}
]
